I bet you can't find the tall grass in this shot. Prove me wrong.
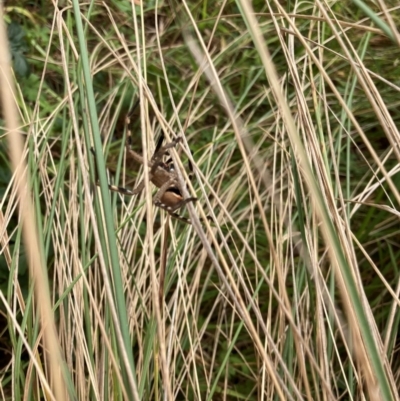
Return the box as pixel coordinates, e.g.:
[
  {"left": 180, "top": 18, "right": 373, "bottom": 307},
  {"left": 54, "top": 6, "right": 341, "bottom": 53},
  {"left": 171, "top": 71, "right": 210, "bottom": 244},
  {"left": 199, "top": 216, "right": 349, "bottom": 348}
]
[{"left": 0, "top": 0, "right": 399, "bottom": 400}]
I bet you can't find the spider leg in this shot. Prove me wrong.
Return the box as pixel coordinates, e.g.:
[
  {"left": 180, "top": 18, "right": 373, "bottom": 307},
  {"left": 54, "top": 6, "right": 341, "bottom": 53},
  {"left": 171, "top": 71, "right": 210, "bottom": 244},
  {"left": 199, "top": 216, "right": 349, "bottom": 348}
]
[
  {"left": 149, "top": 136, "right": 183, "bottom": 177},
  {"left": 154, "top": 181, "right": 197, "bottom": 211},
  {"left": 154, "top": 131, "right": 165, "bottom": 156},
  {"left": 160, "top": 141, "right": 194, "bottom": 181},
  {"left": 151, "top": 136, "right": 182, "bottom": 162},
  {"left": 153, "top": 180, "right": 178, "bottom": 205},
  {"left": 107, "top": 179, "right": 145, "bottom": 196},
  {"left": 167, "top": 196, "right": 198, "bottom": 212},
  {"left": 187, "top": 157, "right": 194, "bottom": 181},
  {"left": 125, "top": 99, "right": 140, "bottom": 127},
  {"left": 156, "top": 191, "right": 198, "bottom": 225},
  {"left": 155, "top": 186, "right": 197, "bottom": 211},
  {"left": 123, "top": 100, "right": 148, "bottom": 165},
  {"left": 91, "top": 147, "right": 145, "bottom": 196},
  {"left": 167, "top": 212, "right": 192, "bottom": 225}
]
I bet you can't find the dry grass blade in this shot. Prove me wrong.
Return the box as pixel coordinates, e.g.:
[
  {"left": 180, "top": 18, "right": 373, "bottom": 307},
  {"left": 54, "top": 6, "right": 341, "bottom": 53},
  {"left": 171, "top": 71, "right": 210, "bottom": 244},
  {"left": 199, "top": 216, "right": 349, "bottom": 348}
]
[
  {"left": 0, "top": 6, "right": 67, "bottom": 401},
  {"left": 0, "top": 1, "right": 399, "bottom": 400}
]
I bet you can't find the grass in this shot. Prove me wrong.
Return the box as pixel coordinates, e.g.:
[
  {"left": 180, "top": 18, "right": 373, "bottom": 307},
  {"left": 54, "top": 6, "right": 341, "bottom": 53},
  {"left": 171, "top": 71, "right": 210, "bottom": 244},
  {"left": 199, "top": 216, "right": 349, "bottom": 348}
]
[{"left": 0, "top": 0, "right": 400, "bottom": 400}]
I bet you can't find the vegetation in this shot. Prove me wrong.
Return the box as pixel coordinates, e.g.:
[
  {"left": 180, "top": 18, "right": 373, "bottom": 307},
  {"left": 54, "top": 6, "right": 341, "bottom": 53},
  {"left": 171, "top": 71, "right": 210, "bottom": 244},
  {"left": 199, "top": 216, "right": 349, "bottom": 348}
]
[{"left": 0, "top": 0, "right": 399, "bottom": 400}]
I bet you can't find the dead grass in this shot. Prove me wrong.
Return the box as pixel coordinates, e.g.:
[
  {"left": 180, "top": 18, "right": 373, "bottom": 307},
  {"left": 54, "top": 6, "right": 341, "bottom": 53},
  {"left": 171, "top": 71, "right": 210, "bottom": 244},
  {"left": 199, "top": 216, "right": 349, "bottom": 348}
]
[{"left": 0, "top": 0, "right": 399, "bottom": 400}]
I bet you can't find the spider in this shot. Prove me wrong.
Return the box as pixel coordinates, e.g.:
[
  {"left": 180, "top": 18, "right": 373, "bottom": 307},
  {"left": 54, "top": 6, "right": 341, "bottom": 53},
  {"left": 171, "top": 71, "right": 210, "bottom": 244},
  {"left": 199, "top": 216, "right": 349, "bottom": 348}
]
[{"left": 92, "top": 103, "right": 198, "bottom": 224}]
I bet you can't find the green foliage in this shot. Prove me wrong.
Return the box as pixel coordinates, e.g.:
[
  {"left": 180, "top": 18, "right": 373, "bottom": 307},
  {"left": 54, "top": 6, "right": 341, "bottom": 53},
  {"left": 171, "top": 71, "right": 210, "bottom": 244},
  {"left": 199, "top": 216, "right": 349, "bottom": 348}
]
[
  {"left": 7, "top": 21, "right": 29, "bottom": 77},
  {"left": 1, "top": 1, "right": 400, "bottom": 400}
]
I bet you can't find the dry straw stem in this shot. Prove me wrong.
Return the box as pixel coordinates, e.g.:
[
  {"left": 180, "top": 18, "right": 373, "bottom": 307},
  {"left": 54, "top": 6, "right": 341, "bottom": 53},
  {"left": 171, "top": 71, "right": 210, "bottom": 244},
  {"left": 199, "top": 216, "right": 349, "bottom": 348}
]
[
  {"left": 70, "top": 1, "right": 141, "bottom": 398},
  {"left": 234, "top": 0, "right": 396, "bottom": 400},
  {"left": 55, "top": 6, "right": 133, "bottom": 399},
  {"left": 2, "top": 1, "right": 399, "bottom": 400},
  {"left": 182, "top": 3, "right": 317, "bottom": 400},
  {"left": 129, "top": 2, "right": 173, "bottom": 399},
  {"left": 0, "top": 5, "right": 66, "bottom": 401},
  {"left": 180, "top": 0, "right": 398, "bottom": 400}
]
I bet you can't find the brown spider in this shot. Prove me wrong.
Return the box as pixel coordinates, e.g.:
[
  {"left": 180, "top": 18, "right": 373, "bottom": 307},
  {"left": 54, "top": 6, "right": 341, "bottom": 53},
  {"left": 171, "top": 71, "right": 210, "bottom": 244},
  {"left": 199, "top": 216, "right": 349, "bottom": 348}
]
[{"left": 92, "top": 104, "right": 197, "bottom": 224}]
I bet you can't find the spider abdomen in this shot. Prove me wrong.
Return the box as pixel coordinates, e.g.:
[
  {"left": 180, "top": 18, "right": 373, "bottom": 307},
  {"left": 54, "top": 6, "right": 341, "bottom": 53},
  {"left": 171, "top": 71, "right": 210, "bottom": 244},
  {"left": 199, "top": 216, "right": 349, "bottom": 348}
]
[{"left": 158, "top": 189, "right": 184, "bottom": 211}]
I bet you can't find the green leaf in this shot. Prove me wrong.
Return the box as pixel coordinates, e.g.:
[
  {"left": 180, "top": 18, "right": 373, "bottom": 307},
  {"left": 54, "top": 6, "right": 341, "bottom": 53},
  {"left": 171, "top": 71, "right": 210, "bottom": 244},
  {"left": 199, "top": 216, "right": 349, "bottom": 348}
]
[{"left": 13, "top": 52, "right": 30, "bottom": 77}]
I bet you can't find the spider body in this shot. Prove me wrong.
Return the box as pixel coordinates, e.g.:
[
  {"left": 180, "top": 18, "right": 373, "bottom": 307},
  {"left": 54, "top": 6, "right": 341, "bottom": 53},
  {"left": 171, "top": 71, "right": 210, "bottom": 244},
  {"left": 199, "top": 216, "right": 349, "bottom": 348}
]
[
  {"left": 93, "top": 107, "right": 197, "bottom": 224},
  {"left": 112, "top": 134, "right": 197, "bottom": 218}
]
